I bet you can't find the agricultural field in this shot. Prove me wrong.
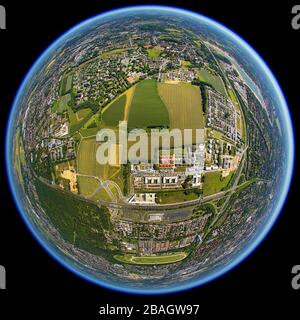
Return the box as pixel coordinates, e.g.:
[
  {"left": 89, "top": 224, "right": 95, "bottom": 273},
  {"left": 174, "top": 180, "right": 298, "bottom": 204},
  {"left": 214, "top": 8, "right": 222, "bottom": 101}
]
[
  {"left": 128, "top": 79, "right": 170, "bottom": 129},
  {"left": 76, "top": 137, "right": 123, "bottom": 195},
  {"left": 158, "top": 83, "right": 204, "bottom": 131},
  {"left": 197, "top": 68, "right": 227, "bottom": 96},
  {"left": 203, "top": 171, "right": 234, "bottom": 196},
  {"left": 114, "top": 252, "right": 188, "bottom": 265},
  {"left": 77, "top": 176, "right": 101, "bottom": 196},
  {"left": 60, "top": 75, "right": 73, "bottom": 96},
  {"left": 102, "top": 95, "right": 126, "bottom": 126},
  {"left": 57, "top": 94, "right": 71, "bottom": 113},
  {"left": 68, "top": 106, "right": 93, "bottom": 134}
]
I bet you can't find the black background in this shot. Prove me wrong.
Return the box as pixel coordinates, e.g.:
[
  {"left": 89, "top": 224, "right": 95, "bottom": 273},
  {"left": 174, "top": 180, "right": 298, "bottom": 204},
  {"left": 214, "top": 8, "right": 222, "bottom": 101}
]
[{"left": 0, "top": 0, "right": 299, "bottom": 317}]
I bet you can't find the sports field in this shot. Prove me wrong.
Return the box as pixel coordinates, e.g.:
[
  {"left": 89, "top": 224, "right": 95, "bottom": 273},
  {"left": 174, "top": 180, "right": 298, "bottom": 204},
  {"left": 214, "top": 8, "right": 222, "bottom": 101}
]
[
  {"left": 158, "top": 83, "right": 204, "bottom": 130},
  {"left": 127, "top": 79, "right": 170, "bottom": 129},
  {"left": 197, "top": 68, "right": 226, "bottom": 96},
  {"left": 114, "top": 252, "right": 188, "bottom": 265},
  {"left": 102, "top": 95, "right": 126, "bottom": 126}
]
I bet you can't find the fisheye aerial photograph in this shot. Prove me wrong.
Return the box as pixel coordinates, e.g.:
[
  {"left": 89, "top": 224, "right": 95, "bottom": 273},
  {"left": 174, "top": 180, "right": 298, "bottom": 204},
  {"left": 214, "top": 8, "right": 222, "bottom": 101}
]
[{"left": 0, "top": 0, "right": 299, "bottom": 317}]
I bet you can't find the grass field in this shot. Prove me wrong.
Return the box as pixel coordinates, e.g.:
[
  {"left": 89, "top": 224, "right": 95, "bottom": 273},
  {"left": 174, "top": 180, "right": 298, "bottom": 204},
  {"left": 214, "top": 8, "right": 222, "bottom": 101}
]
[
  {"left": 77, "top": 176, "right": 101, "bottom": 196},
  {"left": 101, "top": 48, "right": 128, "bottom": 58},
  {"left": 60, "top": 75, "right": 73, "bottom": 96},
  {"left": 114, "top": 252, "right": 188, "bottom": 265},
  {"left": 57, "top": 94, "right": 71, "bottom": 113},
  {"left": 147, "top": 48, "right": 161, "bottom": 58},
  {"left": 158, "top": 83, "right": 204, "bottom": 131},
  {"left": 157, "top": 189, "right": 200, "bottom": 204},
  {"left": 128, "top": 79, "right": 170, "bottom": 129},
  {"left": 180, "top": 60, "right": 191, "bottom": 68},
  {"left": 203, "top": 171, "right": 234, "bottom": 196},
  {"left": 67, "top": 106, "right": 93, "bottom": 134},
  {"left": 197, "top": 68, "right": 227, "bottom": 96},
  {"left": 102, "top": 95, "right": 126, "bottom": 126},
  {"left": 77, "top": 137, "right": 122, "bottom": 195}
]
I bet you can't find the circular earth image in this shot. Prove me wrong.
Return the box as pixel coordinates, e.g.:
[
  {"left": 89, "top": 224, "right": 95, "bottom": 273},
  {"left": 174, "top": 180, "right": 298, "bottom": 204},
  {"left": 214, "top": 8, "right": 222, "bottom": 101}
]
[{"left": 6, "top": 6, "right": 294, "bottom": 294}]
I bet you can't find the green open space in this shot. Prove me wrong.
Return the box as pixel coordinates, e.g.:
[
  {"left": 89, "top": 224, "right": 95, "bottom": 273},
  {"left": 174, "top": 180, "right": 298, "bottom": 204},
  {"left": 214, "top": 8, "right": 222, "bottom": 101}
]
[
  {"left": 128, "top": 79, "right": 170, "bottom": 129},
  {"left": 157, "top": 189, "right": 200, "bottom": 204},
  {"left": 60, "top": 75, "right": 73, "bottom": 96},
  {"left": 203, "top": 171, "right": 234, "bottom": 196},
  {"left": 114, "top": 252, "right": 188, "bottom": 265},
  {"left": 197, "top": 68, "right": 227, "bottom": 96},
  {"left": 147, "top": 48, "right": 161, "bottom": 58},
  {"left": 57, "top": 94, "right": 71, "bottom": 113},
  {"left": 101, "top": 48, "right": 128, "bottom": 58}
]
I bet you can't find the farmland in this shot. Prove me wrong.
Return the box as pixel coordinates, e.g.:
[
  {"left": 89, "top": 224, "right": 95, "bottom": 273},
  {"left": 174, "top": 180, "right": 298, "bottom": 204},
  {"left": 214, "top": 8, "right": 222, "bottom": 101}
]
[
  {"left": 102, "top": 95, "right": 126, "bottom": 126},
  {"left": 76, "top": 137, "right": 122, "bottom": 195},
  {"left": 158, "top": 83, "right": 204, "bottom": 131},
  {"left": 197, "top": 68, "right": 227, "bottom": 96},
  {"left": 127, "top": 79, "right": 170, "bottom": 129},
  {"left": 60, "top": 75, "right": 73, "bottom": 96},
  {"left": 114, "top": 252, "right": 188, "bottom": 265}
]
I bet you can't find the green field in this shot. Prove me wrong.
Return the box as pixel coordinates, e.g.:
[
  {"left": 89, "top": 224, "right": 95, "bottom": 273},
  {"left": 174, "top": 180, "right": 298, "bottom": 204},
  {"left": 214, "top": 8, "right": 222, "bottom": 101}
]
[
  {"left": 158, "top": 83, "right": 204, "bottom": 131},
  {"left": 60, "top": 75, "right": 73, "bottom": 96},
  {"left": 181, "top": 60, "right": 191, "bottom": 68},
  {"left": 157, "top": 189, "right": 200, "bottom": 204},
  {"left": 67, "top": 106, "right": 93, "bottom": 134},
  {"left": 102, "top": 95, "right": 126, "bottom": 126},
  {"left": 203, "top": 171, "right": 234, "bottom": 196},
  {"left": 128, "top": 79, "right": 170, "bottom": 129},
  {"left": 147, "top": 48, "right": 161, "bottom": 58},
  {"left": 114, "top": 252, "right": 188, "bottom": 265},
  {"left": 101, "top": 48, "right": 128, "bottom": 58},
  {"left": 77, "top": 176, "right": 101, "bottom": 196},
  {"left": 57, "top": 94, "right": 71, "bottom": 113},
  {"left": 77, "top": 137, "right": 122, "bottom": 194},
  {"left": 197, "top": 68, "right": 227, "bottom": 96}
]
